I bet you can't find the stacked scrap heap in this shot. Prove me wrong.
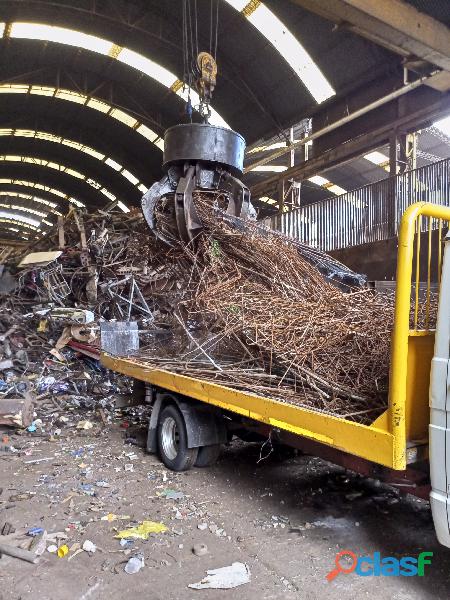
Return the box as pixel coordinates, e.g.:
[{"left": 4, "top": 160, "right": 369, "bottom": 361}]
[{"left": 4, "top": 195, "right": 403, "bottom": 424}]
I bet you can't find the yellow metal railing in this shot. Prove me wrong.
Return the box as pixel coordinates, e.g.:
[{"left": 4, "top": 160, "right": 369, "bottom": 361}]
[{"left": 390, "top": 202, "right": 450, "bottom": 469}]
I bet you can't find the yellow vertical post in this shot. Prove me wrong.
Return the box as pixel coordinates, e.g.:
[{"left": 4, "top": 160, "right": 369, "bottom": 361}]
[
  {"left": 426, "top": 217, "right": 432, "bottom": 330},
  {"left": 414, "top": 216, "right": 421, "bottom": 329},
  {"left": 438, "top": 220, "right": 443, "bottom": 285},
  {"left": 390, "top": 206, "right": 418, "bottom": 469}
]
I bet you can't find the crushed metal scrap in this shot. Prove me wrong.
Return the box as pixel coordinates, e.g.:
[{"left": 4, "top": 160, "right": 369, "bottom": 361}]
[{"left": 0, "top": 196, "right": 416, "bottom": 425}]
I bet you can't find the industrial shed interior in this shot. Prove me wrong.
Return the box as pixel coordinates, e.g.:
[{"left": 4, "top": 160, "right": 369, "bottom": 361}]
[{"left": 0, "top": 1, "right": 450, "bottom": 598}]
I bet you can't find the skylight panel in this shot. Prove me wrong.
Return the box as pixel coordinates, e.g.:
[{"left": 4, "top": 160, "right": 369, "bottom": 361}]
[
  {"left": 47, "top": 187, "right": 66, "bottom": 198},
  {"left": 110, "top": 108, "right": 138, "bottom": 128},
  {"left": 327, "top": 184, "right": 347, "bottom": 195},
  {"left": 65, "top": 167, "right": 84, "bottom": 179},
  {"left": 54, "top": 90, "right": 86, "bottom": 104},
  {"left": 69, "top": 198, "right": 85, "bottom": 208},
  {"left": 259, "top": 196, "right": 277, "bottom": 205},
  {"left": 100, "top": 188, "right": 116, "bottom": 201},
  {"left": 0, "top": 210, "right": 40, "bottom": 227},
  {"left": 0, "top": 193, "right": 58, "bottom": 210},
  {"left": 18, "top": 130, "right": 37, "bottom": 138},
  {"left": 11, "top": 205, "right": 47, "bottom": 217},
  {"left": 0, "top": 180, "right": 78, "bottom": 206},
  {"left": 248, "top": 141, "right": 296, "bottom": 154},
  {"left": 122, "top": 170, "right": 139, "bottom": 186},
  {"left": 35, "top": 132, "right": 61, "bottom": 142},
  {"left": 11, "top": 23, "right": 112, "bottom": 55},
  {"left": 86, "top": 178, "right": 102, "bottom": 190},
  {"left": 225, "top": 2, "right": 334, "bottom": 103},
  {"left": 0, "top": 129, "right": 140, "bottom": 184},
  {"left": 86, "top": 97, "right": 110, "bottom": 113},
  {"left": 82, "top": 146, "right": 105, "bottom": 160},
  {"left": 30, "top": 85, "right": 55, "bottom": 96},
  {"left": 251, "top": 165, "right": 288, "bottom": 172},
  {"left": 0, "top": 84, "right": 29, "bottom": 94},
  {"left": 0, "top": 82, "right": 165, "bottom": 151},
  {"left": 105, "top": 158, "right": 122, "bottom": 171},
  {"left": 308, "top": 175, "right": 329, "bottom": 186},
  {"left": 117, "top": 49, "right": 177, "bottom": 88},
  {"left": 117, "top": 201, "right": 130, "bottom": 213},
  {"left": 364, "top": 151, "right": 389, "bottom": 165},
  {"left": 136, "top": 124, "right": 159, "bottom": 142},
  {"left": 138, "top": 184, "right": 148, "bottom": 194}
]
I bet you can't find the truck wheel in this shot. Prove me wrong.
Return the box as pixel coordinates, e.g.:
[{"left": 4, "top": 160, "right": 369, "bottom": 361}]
[
  {"left": 195, "top": 444, "right": 221, "bottom": 467},
  {"left": 157, "top": 405, "right": 198, "bottom": 471}
]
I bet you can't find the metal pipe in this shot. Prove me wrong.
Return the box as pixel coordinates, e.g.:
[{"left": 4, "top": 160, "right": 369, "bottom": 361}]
[{"left": 245, "top": 74, "right": 433, "bottom": 175}]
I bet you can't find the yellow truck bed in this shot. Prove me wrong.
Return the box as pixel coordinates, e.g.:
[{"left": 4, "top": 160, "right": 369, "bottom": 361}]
[{"left": 101, "top": 329, "right": 432, "bottom": 471}]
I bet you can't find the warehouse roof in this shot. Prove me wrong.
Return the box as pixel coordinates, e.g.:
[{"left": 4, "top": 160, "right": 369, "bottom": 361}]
[{"left": 0, "top": 0, "right": 447, "bottom": 240}]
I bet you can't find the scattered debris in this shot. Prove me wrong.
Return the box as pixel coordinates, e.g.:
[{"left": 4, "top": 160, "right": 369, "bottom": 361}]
[
  {"left": 82, "top": 540, "right": 97, "bottom": 554},
  {"left": 0, "top": 542, "right": 40, "bottom": 564},
  {"left": 160, "top": 489, "right": 184, "bottom": 500},
  {"left": 124, "top": 553, "right": 145, "bottom": 574},
  {"left": 188, "top": 562, "right": 251, "bottom": 590},
  {"left": 115, "top": 521, "right": 168, "bottom": 540},
  {"left": 57, "top": 544, "right": 69, "bottom": 558}
]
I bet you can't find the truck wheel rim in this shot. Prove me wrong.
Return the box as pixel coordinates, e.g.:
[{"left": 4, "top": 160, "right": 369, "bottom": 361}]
[{"left": 161, "top": 416, "right": 179, "bottom": 460}]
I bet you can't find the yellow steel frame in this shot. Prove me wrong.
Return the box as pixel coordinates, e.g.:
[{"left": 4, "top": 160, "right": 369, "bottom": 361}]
[{"left": 101, "top": 203, "right": 450, "bottom": 471}]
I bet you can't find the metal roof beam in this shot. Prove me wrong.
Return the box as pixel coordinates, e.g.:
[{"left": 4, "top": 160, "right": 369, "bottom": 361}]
[
  {"left": 291, "top": 0, "right": 450, "bottom": 72},
  {"left": 250, "top": 92, "right": 450, "bottom": 199}
]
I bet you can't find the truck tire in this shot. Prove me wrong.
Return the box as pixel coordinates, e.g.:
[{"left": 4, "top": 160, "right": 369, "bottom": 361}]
[
  {"left": 195, "top": 444, "right": 221, "bottom": 467},
  {"left": 157, "top": 405, "right": 198, "bottom": 471}
]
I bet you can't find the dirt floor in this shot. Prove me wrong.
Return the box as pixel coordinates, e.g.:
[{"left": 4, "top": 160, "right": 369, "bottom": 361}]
[{"left": 1, "top": 415, "right": 450, "bottom": 600}]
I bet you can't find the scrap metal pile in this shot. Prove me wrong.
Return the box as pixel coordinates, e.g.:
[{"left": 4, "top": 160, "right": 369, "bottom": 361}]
[
  {"left": 4, "top": 117, "right": 435, "bottom": 426},
  {"left": 0, "top": 198, "right": 396, "bottom": 424},
  {"left": 0, "top": 304, "right": 132, "bottom": 429},
  {"left": 133, "top": 195, "right": 395, "bottom": 423}
]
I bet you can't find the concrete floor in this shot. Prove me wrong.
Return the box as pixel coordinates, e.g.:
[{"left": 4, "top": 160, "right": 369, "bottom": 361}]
[{"left": 1, "top": 420, "right": 450, "bottom": 600}]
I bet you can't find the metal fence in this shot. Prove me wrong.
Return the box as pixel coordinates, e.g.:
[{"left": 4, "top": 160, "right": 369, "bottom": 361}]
[{"left": 265, "top": 158, "right": 450, "bottom": 251}]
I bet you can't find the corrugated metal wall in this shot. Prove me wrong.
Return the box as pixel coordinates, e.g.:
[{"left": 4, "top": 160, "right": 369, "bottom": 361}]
[{"left": 265, "top": 158, "right": 450, "bottom": 251}]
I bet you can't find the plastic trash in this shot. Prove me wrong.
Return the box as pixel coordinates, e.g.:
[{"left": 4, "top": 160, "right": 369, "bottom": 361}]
[
  {"left": 57, "top": 544, "right": 69, "bottom": 558},
  {"left": 115, "top": 520, "right": 168, "bottom": 540},
  {"left": 27, "top": 527, "right": 44, "bottom": 537},
  {"left": 188, "top": 562, "right": 251, "bottom": 589},
  {"left": 124, "top": 553, "right": 144, "bottom": 574},
  {"left": 82, "top": 540, "right": 96, "bottom": 553},
  {"left": 161, "top": 489, "right": 184, "bottom": 500}
]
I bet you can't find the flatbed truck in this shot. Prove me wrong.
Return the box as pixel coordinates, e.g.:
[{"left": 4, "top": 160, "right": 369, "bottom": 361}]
[{"left": 101, "top": 202, "right": 450, "bottom": 547}]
